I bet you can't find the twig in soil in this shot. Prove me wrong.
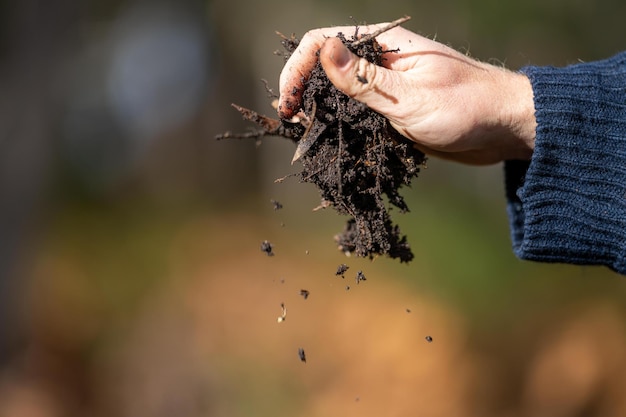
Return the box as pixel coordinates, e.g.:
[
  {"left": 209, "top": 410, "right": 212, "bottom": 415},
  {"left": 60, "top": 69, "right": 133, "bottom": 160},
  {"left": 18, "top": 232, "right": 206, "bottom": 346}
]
[
  {"left": 275, "top": 31, "right": 297, "bottom": 43},
  {"left": 274, "top": 173, "right": 299, "bottom": 183},
  {"left": 215, "top": 104, "right": 305, "bottom": 141},
  {"left": 216, "top": 130, "right": 266, "bottom": 140},
  {"left": 232, "top": 104, "right": 279, "bottom": 131},
  {"left": 261, "top": 78, "right": 277, "bottom": 98},
  {"left": 312, "top": 199, "right": 332, "bottom": 211},
  {"left": 291, "top": 101, "right": 317, "bottom": 163},
  {"left": 350, "top": 15, "right": 411, "bottom": 47},
  {"left": 277, "top": 302, "right": 287, "bottom": 323}
]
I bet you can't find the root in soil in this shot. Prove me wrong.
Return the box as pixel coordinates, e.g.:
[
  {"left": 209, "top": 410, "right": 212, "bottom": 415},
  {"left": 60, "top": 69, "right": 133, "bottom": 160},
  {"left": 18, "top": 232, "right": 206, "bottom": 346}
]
[{"left": 218, "top": 17, "right": 426, "bottom": 263}]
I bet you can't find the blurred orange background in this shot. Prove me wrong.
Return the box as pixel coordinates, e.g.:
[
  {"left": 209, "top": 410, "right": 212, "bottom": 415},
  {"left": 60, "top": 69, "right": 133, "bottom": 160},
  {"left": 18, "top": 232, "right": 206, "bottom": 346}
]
[{"left": 1, "top": 0, "right": 625, "bottom": 416}]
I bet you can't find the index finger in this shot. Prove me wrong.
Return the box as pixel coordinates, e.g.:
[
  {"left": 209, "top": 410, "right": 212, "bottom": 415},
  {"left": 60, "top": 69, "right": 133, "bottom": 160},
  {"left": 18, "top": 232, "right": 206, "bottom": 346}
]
[
  {"left": 277, "top": 29, "right": 328, "bottom": 119},
  {"left": 277, "top": 24, "right": 387, "bottom": 119}
]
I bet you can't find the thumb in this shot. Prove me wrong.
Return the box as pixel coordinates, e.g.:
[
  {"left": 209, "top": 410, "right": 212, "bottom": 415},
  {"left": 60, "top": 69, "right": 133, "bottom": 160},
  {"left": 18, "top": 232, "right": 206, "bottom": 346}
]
[{"left": 319, "top": 37, "right": 402, "bottom": 116}]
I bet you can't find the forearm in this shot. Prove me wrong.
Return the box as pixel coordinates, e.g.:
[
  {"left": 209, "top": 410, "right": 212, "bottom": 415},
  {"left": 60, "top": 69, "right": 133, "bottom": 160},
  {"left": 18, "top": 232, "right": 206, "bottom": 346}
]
[{"left": 504, "top": 52, "right": 626, "bottom": 274}]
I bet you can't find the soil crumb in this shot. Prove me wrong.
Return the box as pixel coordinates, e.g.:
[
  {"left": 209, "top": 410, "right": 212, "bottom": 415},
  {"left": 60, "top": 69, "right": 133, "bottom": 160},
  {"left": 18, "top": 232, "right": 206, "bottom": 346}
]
[
  {"left": 220, "top": 18, "right": 425, "bottom": 263},
  {"left": 336, "top": 263, "right": 349, "bottom": 277},
  {"left": 261, "top": 240, "right": 274, "bottom": 256},
  {"left": 355, "top": 270, "right": 367, "bottom": 284},
  {"left": 270, "top": 199, "right": 283, "bottom": 210}
]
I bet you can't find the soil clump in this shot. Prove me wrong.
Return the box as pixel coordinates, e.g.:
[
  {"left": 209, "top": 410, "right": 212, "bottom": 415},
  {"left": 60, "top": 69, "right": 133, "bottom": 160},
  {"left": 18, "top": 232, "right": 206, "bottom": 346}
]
[{"left": 218, "top": 19, "right": 425, "bottom": 262}]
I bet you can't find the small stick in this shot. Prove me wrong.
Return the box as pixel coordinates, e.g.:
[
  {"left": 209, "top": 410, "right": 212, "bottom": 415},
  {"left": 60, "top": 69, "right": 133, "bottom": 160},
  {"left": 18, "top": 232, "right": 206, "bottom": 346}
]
[
  {"left": 291, "top": 101, "right": 317, "bottom": 164},
  {"left": 261, "top": 78, "right": 277, "bottom": 98},
  {"left": 274, "top": 173, "right": 296, "bottom": 183},
  {"left": 351, "top": 15, "right": 411, "bottom": 47},
  {"left": 215, "top": 130, "right": 267, "bottom": 140},
  {"left": 277, "top": 302, "right": 287, "bottom": 323},
  {"left": 231, "top": 103, "right": 281, "bottom": 132},
  {"left": 275, "top": 30, "right": 295, "bottom": 41}
]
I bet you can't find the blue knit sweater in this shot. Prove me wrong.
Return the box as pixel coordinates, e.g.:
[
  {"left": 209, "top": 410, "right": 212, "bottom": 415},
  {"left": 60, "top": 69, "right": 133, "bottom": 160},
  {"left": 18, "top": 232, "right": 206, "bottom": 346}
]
[{"left": 505, "top": 52, "right": 626, "bottom": 275}]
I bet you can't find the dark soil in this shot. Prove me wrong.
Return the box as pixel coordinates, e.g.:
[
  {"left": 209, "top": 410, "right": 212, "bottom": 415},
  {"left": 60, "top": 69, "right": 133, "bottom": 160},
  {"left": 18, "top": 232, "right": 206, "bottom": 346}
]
[
  {"left": 355, "top": 270, "right": 367, "bottom": 284},
  {"left": 336, "top": 263, "right": 349, "bottom": 277},
  {"left": 261, "top": 240, "right": 274, "bottom": 256},
  {"left": 270, "top": 199, "right": 283, "bottom": 210},
  {"left": 219, "top": 23, "right": 426, "bottom": 263}
]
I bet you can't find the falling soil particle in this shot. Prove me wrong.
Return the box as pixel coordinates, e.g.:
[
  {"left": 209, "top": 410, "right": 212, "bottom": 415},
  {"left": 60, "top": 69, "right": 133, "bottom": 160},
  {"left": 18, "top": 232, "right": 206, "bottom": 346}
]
[
  {"left": 261, "top": 240, "right": 274, "bottom": 256},
  {"left": 300, "top": 289, "right": 310, "bottom": 300},
  {"left": 336, "top": 263, "right": 349, "bottom": 277},
  {"left": 277, "top": 302, "right": 287, "bottom": 323},
  {"left": 355, "top": 270, "right": 367, "bottom": 284},
  {"left": 425, "top": 335, "right": 433, "bottom": 343},
  {"left": 270, "top": 199, "right": 283, "bottom": 210},
  {"left": 220, "top": 17, "right": 424, "bottom": 263},
  {"left": 298, "top": 348, "right": 307, "bottom": 363}
]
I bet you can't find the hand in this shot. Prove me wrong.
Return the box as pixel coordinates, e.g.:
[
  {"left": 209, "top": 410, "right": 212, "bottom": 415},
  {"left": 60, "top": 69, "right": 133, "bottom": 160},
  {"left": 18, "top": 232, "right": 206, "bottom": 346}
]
[{"left": 278, "top": 24, "right": 536, "bottom": 165}]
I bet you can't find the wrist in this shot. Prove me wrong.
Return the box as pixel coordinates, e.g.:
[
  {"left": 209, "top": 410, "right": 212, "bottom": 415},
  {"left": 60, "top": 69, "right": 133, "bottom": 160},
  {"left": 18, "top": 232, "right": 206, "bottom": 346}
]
[
  {"left": 499, "top": 70, "right": 537, "bottom": 160},
  {"left": 459, "top": 62, "right": 537, "bottom": 164}
]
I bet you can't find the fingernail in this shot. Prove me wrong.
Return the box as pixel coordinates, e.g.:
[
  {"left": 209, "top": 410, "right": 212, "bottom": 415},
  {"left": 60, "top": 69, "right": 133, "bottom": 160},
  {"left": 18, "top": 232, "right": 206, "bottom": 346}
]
[{"left": 331, "top": 43, "right": 351, "bottom": 69}]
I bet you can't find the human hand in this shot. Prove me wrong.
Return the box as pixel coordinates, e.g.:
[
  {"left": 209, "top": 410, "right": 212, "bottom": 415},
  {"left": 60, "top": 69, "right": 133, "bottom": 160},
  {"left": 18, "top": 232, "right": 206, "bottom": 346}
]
[{"left": 278, "top": 24, "right": 536, "bottom": 165}]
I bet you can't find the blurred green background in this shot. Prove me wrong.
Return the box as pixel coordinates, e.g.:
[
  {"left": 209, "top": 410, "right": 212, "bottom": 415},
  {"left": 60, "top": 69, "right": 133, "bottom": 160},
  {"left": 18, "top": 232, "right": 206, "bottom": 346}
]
[{"left": 1, "top": 0, "right": 626, "bottom": 416}]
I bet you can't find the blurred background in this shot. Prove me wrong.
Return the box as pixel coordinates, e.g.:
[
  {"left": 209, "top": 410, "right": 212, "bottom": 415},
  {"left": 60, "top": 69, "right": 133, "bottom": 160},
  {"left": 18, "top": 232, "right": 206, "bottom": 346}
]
[{"left": 1, "top": 0, "right": 626, "bottom": 416}]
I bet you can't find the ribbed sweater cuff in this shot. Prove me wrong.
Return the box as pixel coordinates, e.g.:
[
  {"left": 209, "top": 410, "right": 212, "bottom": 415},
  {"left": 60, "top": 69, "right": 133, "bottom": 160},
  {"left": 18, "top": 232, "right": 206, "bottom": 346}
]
[{"left": 504, "top": 52, "right": 626, "bottom": 274}]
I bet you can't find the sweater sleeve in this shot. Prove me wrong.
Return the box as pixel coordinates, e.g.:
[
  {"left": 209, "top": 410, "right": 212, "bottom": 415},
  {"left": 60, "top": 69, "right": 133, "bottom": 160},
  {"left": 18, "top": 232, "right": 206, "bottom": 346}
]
[{"left": 504, "top": 52, "right": 626, "bottom": 274}]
